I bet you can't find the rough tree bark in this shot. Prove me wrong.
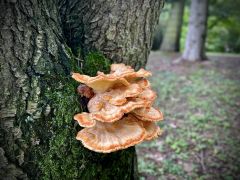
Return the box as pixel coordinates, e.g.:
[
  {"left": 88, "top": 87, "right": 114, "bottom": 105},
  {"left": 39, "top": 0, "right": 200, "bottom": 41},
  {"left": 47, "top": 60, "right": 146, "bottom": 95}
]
[
  {"left": 160, "top": 0, "right": 185, "bottom": 52},
  {"left": 0, "top": 0, "right": 163, "bottom": 179},
  {"left": 181, "top": 0, "right": 208, "bottom": 61},
  {"left": 60, "top": 0, "right": 163, "bottom": 69}
]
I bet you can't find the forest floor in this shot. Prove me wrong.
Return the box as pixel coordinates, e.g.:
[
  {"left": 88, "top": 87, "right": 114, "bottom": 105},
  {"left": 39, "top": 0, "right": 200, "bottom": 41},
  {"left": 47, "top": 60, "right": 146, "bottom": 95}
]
[{"left": 136, "top": 51, "right": 240, "bottom": 180}]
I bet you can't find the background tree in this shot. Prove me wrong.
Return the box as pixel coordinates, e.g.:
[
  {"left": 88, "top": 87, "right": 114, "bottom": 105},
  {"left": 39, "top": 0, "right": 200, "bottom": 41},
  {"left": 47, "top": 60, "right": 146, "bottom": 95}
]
[
  {"left": 181, "top": 0, "right": 208, "bottom": 61},
  {"left": 0, "top": 0, "right": 163, "bottom": 179},
  {"left": 160, "top": 0, "right": 185, "bottom": 52}
]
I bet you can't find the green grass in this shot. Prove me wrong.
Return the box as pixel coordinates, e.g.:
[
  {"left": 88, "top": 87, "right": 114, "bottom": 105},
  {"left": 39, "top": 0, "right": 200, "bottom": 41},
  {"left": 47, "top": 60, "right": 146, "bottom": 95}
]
[{"left": 137, "top": 57, "right": 240, "bottom": 179}]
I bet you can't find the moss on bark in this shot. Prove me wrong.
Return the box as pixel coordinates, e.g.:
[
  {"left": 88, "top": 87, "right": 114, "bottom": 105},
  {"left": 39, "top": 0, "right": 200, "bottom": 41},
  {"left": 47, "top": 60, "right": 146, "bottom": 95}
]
[
  {"left": 19, "top": 50, "right": 137, "bottom": 179},
  {"left": 83, "top": 52, "right": 111, "bottom": 76}
]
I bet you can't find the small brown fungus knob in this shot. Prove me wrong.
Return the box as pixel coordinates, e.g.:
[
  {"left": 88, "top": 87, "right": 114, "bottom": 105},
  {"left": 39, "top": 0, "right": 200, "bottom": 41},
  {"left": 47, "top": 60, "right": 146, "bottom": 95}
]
[{"left": 77, "top": 84, "right": 94, "bottom": 99}]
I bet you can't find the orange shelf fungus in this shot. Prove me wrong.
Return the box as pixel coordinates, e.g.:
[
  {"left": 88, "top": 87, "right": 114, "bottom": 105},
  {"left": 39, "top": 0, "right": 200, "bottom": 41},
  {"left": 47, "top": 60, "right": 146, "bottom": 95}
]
[
  {"left": 87, "top": 97, "right": 149, "bottom": 122},
  {"left": 72, "top": 63, "right": 164, "bottom": 153},
  {"left": 72, "top": 72, "right": 130, "bottom": 92},
  {"left": 76, "top": 114, "right": 146, "bottom": 153}
]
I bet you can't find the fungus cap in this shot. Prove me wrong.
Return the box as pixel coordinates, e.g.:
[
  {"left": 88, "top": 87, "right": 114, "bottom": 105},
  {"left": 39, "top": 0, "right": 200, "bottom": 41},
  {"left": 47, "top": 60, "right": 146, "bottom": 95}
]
[
  {"left": 124, "top": 69, "right": 152, "bottom": 82},
  {"left": 87, "top": 96, "right": 150, "bottom": 122},
  {"left": 141, "top": 121, "right": 163, "bottom": 140},
  {"left": 132, "top": 107, "right": 163, "bottom": 121},
  {"left": 110, "top": 63, "right": 135, "bottom": 76},
  {"left": 72, "top": 72, "right": 130, "bottom": 92},
  {"left": 72, "top": 64, "right": 152, "bottom": 92},
  {"left": 100, "top": 83, "right": 143, "bottom": 106},
  {"left": 74, "top": 113, "right": 96, "bottom": 128},
  {"left": 110, "top": 64, "right": 152, "bottom": 81},
  {"left": 76, "top": 114, "right": 146, "bottom": 153},
  {"left": 137, "top": 78, "right": 151, "bottom": 89},
  {"left": 138, "top": 88, "right": 157, "bottom": 104}
]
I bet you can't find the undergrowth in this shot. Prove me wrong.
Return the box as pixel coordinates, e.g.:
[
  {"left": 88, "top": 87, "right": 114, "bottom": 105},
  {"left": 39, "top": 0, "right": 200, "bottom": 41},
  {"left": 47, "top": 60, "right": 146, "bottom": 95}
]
[{"left": 137, "top": 56, "right": 240, "bottom": 179}]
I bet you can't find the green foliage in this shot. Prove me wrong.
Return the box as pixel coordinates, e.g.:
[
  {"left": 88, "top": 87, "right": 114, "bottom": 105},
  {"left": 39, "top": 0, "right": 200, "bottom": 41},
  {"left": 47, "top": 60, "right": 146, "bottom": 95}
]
[
  {"left": 180, "top": 0, "right": 240, "bottom": 53},
  {"left": 138, "top": 159, "right": 159, "bottom": 176},
  {"left": 83, "top": 52, "right": 111, "bottom": 76},
  {"left": 167, "top": 137, "right": 188, "bottom": 154},
  {"left": 161, "top": 159, "right": 186, "bottom": 176},
  {"left": 207, "top": 16, "right": 240, "bottom": 53}
]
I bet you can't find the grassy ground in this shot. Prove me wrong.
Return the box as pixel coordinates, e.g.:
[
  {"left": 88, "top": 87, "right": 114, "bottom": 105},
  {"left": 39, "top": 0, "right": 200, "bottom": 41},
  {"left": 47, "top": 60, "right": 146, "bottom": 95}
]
[{"left": 136, "top": 51, "right": 240, "bottom": 180}]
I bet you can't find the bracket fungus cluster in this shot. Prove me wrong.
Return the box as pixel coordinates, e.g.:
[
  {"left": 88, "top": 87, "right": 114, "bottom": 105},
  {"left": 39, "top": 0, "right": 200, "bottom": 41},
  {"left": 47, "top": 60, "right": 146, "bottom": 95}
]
[{"left": 72, "top": 64, "right": 163, "bottom": 153}]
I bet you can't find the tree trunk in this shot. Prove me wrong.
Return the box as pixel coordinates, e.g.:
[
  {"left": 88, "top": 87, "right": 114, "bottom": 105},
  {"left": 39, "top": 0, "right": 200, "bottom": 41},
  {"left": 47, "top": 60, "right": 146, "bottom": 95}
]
[
  {"left": 0, "top": 0, "right": 163, "bottom": 179},
  {"left": 60, "top": 0, "right": 164, "bottom": 69},
  {"left": 160, "top": 0, "right": 185, "bottom": 52},
  {"left": 181, "top": 0, "right": 208, "bottom": 61}
]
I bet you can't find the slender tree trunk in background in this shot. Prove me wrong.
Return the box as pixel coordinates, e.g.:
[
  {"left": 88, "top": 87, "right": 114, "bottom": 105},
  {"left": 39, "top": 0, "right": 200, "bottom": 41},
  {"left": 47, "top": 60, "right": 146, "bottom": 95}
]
[
  {"left": 160, "top": 0, "right": 185, "bottom": 52},
  {"left": 181, "top": 0, "right": 208, "bottom": 61},
  {"left": 0, "top": 0, "right": 163, "bottom": 179}
]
